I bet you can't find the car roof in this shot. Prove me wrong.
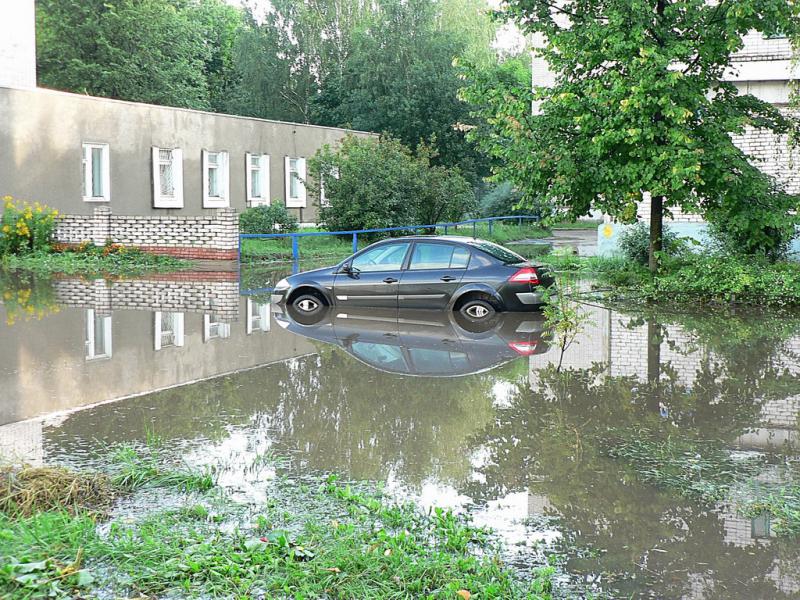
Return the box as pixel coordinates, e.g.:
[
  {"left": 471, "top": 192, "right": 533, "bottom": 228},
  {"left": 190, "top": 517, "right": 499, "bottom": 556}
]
[{"left": 371, "top": 235, "right": 491, "bottom": 245}]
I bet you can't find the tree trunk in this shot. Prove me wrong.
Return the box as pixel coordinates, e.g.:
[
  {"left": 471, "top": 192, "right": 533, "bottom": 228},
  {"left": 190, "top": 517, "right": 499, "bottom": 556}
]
[{"left": 648, "top": 194, "right": 664, "bottom": 273}]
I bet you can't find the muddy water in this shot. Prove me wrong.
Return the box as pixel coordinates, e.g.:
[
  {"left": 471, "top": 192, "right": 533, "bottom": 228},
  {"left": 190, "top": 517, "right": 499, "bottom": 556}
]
[{"left": 1, "top": 268, "right": 799, "bottom": 598}]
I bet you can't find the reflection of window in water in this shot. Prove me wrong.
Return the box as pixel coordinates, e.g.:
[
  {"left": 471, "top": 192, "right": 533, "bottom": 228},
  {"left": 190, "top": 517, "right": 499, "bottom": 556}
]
[
  {"left": 751, "top": 513, "right": 771, "bottom": 539},
  {"left": 154, "top": 311, "right": 184, "bottom": 350},
  {"left": 204, "top": 314, "right": 231, "bottom": 341},
  {"left": 407, "top": 348, "right": 469, "bottom": 374},
  {"left": 351, "top": 342, "right": 407, "bottom": 370},
  {"left": 247, "top": 299, "right": 270, "bottom": 334},
  {"left": 85, "top": 309, "right": 112, "bottom": 360}
]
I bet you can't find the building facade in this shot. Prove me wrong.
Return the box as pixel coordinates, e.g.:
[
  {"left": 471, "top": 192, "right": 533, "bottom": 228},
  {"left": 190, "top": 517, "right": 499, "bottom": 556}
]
[{"left": 0, "top": 0, "right": 370, "bottom": 227}]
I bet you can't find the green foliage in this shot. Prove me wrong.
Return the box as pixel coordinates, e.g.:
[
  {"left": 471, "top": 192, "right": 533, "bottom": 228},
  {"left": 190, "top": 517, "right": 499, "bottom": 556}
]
[
  {"left": 0, "top": 197, "right": 58, "bottom": 255},
  {"left": 2, "top": 247, "right": 189, "bottom": 277},
  {"left": 36, "top": 0, "right": 242, "bottom": 110},
  {"left": 108, "top": 445, "right": 214, "bottom": 493},
  {"left": 705, "top": 186, "right": 800, "bottom": 262},
  {"left": 239, "top": 204, "right": 299, "bottom": 234},
  {"left": 0, "top": 270, "right": 59, "bottom": 326},
  {"left": 309, "top": 136, "right": 476, "bottom": 238},
  {"left": 461, "top": 0, "right": 800, "bottom": 259},
  {"left": 479, "top": 182, "right": 524, "bottom": 217},
  {"left": 618, "top": 222, "right": 684, "bottom": 266}
]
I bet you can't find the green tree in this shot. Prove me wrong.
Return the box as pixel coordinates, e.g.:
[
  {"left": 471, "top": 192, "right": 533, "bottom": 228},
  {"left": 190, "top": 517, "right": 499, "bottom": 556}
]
[
  {"left": 462, "top": 0, "right": 800, "bottom": 271},
  {"left": 36, "top": 0, "right": 241, "bottom": 110},
  {"left": 307, "top": 135, "right": 476, "bottom": 236},
  {"left": 312, "top": 0, "right": 493, "bottom": 186}
]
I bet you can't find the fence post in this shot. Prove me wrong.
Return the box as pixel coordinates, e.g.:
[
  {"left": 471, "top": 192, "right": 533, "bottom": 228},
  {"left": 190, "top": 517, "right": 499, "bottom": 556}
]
[
  {"left": 472, "top": 222, "right": 477, "bottom": 238},
  {"left": 291, "top": 235, "right": 300, "bottom": 261},
  {"left": 488, "top": 221, "right": 494, "bottom": 235},
  {"left": 444, "top": 225, "right": 449, "bottom": 234},
  {"left": 518, "top": 216, "right": 522, "bottom": 227},
  {"left": 352, "top": 232, "right": 358, "bottom": 254}
]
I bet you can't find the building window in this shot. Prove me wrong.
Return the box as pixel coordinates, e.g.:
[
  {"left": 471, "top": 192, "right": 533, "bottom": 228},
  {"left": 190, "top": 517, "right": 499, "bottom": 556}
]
[
  {"left": 319, "top": 166, "right": 339, "bottom": 208},
  {"left": 203, "top": 150, "right": 230, "bottom": 208},
  {"left": 154, "top": 311, "right": 184, "bottom": 350},
  {"left": 246, "top": 153, "right": 270, "bottom": 207},
  {"left": 204, "top": 314, "right": 231, "bottom": 341},
  {"left": 246, "top": 298, "right": 271, "bottom": 334},
  {"left": 82, "top": 143, "right": 110, "bottom": 202},
  {"left": 85, "top": 309, "right": 112, "bottom": 360},
  {"left": 285, "top": 156, "right": 307, "bottom": 208},
  {"left": 152, "top": 147, "right": 184, "bottom": 208}
]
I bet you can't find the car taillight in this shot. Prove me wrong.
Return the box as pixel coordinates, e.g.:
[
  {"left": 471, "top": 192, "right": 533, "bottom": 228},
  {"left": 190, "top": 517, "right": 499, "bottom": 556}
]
[
  {"left": 509, "top": 341, "right": 538, "bottom": 355},
  {"left": 509, "top": 267, "right": 539, "bottom": 284}
]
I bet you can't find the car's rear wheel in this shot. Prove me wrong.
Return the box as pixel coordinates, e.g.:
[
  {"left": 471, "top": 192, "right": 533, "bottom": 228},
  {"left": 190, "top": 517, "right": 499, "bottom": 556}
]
[
  {"left": 458, "top": 298, "right": 497, "bottom": 322},
  {"left": 291, "top": 292, "right": 325, "bottom": 315}
]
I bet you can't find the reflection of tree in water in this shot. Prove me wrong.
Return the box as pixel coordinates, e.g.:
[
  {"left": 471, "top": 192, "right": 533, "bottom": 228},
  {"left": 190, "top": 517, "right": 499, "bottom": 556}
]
[
  {"left": 48, "top": 344, "right": 514, "bottom": 489},
  {"left": 462, "top": 310, "right": 800, "bottom": 599}
]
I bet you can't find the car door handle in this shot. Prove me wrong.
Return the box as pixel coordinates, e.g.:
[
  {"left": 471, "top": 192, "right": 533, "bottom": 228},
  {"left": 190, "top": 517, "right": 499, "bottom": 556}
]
[
  {"left": 383, "top": 277, "right": 398, "bottom": 284},
  {"left": 440, "top": 276, "right": 456, "bottom": 282}
]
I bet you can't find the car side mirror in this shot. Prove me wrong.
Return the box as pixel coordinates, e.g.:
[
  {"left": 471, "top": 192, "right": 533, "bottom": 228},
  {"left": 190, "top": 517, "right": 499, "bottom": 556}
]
[{"left": 340, "top": 263, "right": 352, "bottom": 274}]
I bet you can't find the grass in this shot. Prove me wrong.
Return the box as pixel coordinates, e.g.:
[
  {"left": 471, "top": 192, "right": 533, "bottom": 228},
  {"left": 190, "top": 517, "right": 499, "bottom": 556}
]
[
  {"left": 0, "top": 466, "right": 114, "bottom": 517},
  {"left": 241, "top": 222, "right": 550, "bottom": 262},
  {"left": 107, "top": 444, "right": 215, "bottom": 493},
  {"left": 0, "top": 451, "right": 552, "bottom": 599},
  {"left": 548, "top": 220, "right": 602, "bottom": 230},
  {"left": 606, "top": 433, "right": 800, "bottom": 536},
  {"left": 1, "top": 247, "right": 191, "bottom": 276}
]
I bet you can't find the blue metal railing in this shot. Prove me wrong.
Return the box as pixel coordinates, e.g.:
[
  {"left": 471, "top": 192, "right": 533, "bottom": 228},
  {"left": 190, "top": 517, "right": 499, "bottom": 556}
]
[{"left": 239, "top": 215, "right": 540, "bottom": 262}]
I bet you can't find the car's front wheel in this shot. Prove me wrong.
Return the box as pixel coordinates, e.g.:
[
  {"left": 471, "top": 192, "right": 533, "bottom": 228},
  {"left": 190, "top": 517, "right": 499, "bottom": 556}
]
[
  {"left": 458, "top": 298, "right": 497, "bottom": 321},
  {"left": 291, "top": 292, "right": 325, "bottom": 315}
]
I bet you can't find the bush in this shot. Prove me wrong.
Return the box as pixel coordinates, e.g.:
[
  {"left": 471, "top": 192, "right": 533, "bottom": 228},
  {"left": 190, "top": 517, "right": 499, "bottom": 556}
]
[
  {"left": 0, "top": 196, "right": 59, "bottom": 255},
  {"left": 618, "top": 222, "right": 683, "bottom": 266},
  {"left": 308, "top": 135, "right": 475, "bottom": 240},
  {"left": 239, "top": 204, "right": 298, "bottom": 234},
  {"left": 705, "top": 190, "right": 800, "bottom": 262}
]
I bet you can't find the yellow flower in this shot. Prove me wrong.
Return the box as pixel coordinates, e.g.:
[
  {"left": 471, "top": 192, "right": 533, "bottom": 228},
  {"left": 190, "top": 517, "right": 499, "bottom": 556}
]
[{"left": 2, "top": 225, "right": 10, "bottom": 234}]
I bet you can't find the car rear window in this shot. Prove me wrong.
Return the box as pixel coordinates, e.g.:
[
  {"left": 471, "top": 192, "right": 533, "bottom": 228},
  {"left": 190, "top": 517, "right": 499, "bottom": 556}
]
[{"left": 468, "top": 241, "right": 526, "bottom": 264}]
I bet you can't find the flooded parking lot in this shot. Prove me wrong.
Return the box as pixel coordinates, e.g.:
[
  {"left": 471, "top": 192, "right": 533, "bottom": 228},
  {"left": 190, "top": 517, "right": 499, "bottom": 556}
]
[{"left": 1, "top": 267, "right": 799, "bottom": 598}]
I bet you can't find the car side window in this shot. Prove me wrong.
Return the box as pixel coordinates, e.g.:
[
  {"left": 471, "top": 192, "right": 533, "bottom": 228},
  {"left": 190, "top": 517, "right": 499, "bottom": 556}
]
[
  {"left": 351, "top": 242, "right": 410, "bottom": 272},
  {"left": 409, "top": 243, "right": 470, "bottom": 270}
]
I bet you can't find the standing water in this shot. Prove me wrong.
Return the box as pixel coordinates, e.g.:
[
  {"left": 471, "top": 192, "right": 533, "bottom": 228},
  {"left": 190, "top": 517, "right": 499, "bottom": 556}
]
[{"left": 1, "top": 267, "right": 799, "bottom": 598}]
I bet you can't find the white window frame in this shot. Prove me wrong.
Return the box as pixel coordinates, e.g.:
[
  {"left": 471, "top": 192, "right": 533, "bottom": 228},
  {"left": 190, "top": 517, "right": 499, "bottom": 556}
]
[
  {"left": 154, "top": 311, "right": 185, "bottom": 350},
  {"left": 82, "top": 143, "right": 111, "bottom": 203},
  {"left": 203, "top": 314, "right": 231, "bottom": 341},
  {"left": 246, "top": 153, "right": 270, "bottom": 207},
  {"left": 246, "top": 298, "right": 271, "bottom": 334},
  {"left": 319, "top": 166, "right": 339, "bottom": 208},
  {"left": 85, "top": 309, "right": 112, "bottom": 360},
  {"left": 285, "top": 156, "right": 307, "bottom": 208},
  {"left": 202, "top": 149, "right": 230, "bottom": 208},
  {"left": 152, "top": 147, "right": 184, "bottom": 208}
]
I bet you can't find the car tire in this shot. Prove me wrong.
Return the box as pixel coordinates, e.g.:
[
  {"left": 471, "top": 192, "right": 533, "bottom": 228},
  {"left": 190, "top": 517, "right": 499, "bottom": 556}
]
[
  {"left": 458, "top": 298, "right": 497, "bottom": 322},
  {"left": 291, "top": 292, "right": 325, "bottom": 315}
]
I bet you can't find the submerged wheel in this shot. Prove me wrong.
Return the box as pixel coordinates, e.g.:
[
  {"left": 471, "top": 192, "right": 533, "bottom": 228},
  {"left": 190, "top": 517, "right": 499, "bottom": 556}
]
[
  {"left": 458, "top": 298, "right": 497, "bottom": 322},
  {"left": 291, "top": 292, "right": 324, "bottom": 315}
]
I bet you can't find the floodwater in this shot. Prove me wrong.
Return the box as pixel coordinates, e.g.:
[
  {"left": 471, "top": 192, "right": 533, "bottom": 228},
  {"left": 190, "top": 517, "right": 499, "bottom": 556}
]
[{"left": 1, "top": 266, "right": 799, "bottom": 599}]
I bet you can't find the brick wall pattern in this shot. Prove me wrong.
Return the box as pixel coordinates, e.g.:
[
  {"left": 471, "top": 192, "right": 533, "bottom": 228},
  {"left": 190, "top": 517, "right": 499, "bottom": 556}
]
[
  {"left": 55, "top": 207, "right": 239, "bottom": 260},
  {"left": 52, "top": 277, "right": 240, "bottom": 322}
]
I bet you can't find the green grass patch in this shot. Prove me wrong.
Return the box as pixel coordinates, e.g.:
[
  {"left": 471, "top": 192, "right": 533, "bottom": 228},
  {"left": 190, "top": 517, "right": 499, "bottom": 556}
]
[
  {"left": 241, "top": 222, "right": 550, "bottom": 263},
  {"left": 0, "top": 468, "right": 553, "bottom": 599},
  {"left": 547, "top": 220, "right": 602, "bottom": 230},
  {"left": 108, "top": 444, "right": 215, "bottom": 493},
  {"left": 1, "top": 248, "right": 190, "bottom": 276}
]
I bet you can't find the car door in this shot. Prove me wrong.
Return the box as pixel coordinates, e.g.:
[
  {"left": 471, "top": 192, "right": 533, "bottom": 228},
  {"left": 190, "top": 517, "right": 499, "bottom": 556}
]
[
  {"left": 397, "top": 242, "right": 470, "bottom": 309},
  {"left": 333, "top": 241, "right": 411, "bottom": 308}
]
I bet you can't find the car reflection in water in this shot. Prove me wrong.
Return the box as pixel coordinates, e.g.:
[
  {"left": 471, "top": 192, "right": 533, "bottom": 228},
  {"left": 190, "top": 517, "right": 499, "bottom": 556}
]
[{"left": 272, "top": 304, "right": 550, "bottom": 377}]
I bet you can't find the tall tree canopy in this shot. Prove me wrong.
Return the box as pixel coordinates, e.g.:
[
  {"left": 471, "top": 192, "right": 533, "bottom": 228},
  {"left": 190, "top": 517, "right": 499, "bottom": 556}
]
[{"left": 463, "top": 0, "right": 800, "bottom": 270}]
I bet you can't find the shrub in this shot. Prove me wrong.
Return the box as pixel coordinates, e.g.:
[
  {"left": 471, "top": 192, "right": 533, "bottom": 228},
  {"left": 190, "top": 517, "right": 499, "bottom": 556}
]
[
  {"left": 618, "top": 222, "right": 683, "bottom": 266},
  {"left": 239, "top": 204, "right": 299, "bottom": 234},
  {"left": 308, "top": 135, "right": 475, "bottom": 240},
  {"left": 705, "top": 189, "right": 800, "bottom": 262},
  {"left": 0, "top": 197, "right": 59, "bottom": 255}
]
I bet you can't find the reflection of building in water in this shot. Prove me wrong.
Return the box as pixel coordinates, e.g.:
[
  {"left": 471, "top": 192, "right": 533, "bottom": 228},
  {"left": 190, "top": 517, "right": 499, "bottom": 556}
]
[{"left": 0, "top": 274, "right": 317, "bottom": 433}]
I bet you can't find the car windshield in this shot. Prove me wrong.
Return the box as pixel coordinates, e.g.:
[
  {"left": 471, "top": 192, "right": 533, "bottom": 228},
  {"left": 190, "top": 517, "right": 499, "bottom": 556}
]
[{"left": 468, "top": 241, "right": 526, "bottom": 264}]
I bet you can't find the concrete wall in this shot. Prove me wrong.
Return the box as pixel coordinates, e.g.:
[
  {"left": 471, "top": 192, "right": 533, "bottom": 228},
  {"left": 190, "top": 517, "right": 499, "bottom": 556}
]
[
  {"left": 0, "top": 284, "right": 317, "bottom": 425},
  {"left": 0, "top": 0, "right": 36, "bottom": 89},
  {"left": 0, "top": 86, "right": 372, "bottom": 223}
]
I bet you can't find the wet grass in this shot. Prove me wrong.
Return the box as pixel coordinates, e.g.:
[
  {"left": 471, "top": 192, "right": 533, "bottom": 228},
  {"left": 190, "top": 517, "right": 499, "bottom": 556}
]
[
  {"left": 1, "top": 248, "right": 191, "bottom": 276},
  {"left": 607, "top": 433, "right": 800, "bottom": 536},
  {"left": 0, "top": 466, "right": 114, "bottom": 517},
  {"left": 241, "top": 222, "right": 550, "bottom": 263},
  {"left": 1, "top": 451, "right": 551, "bottom": 599}
]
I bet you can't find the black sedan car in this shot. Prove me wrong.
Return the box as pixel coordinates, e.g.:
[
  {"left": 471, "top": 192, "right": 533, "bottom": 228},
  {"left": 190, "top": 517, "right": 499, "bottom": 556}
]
[
  {"left": 271, "top": 236, "right": 555, "bottom": 319},
  {"left": 271, "top": 304, "right": 550, "bottom": 377}
]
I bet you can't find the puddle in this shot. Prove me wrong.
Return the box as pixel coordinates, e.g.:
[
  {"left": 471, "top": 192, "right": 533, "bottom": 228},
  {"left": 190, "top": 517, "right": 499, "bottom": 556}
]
[{"left": 1, "top": 268, "right": 800, "bottom": 598}]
